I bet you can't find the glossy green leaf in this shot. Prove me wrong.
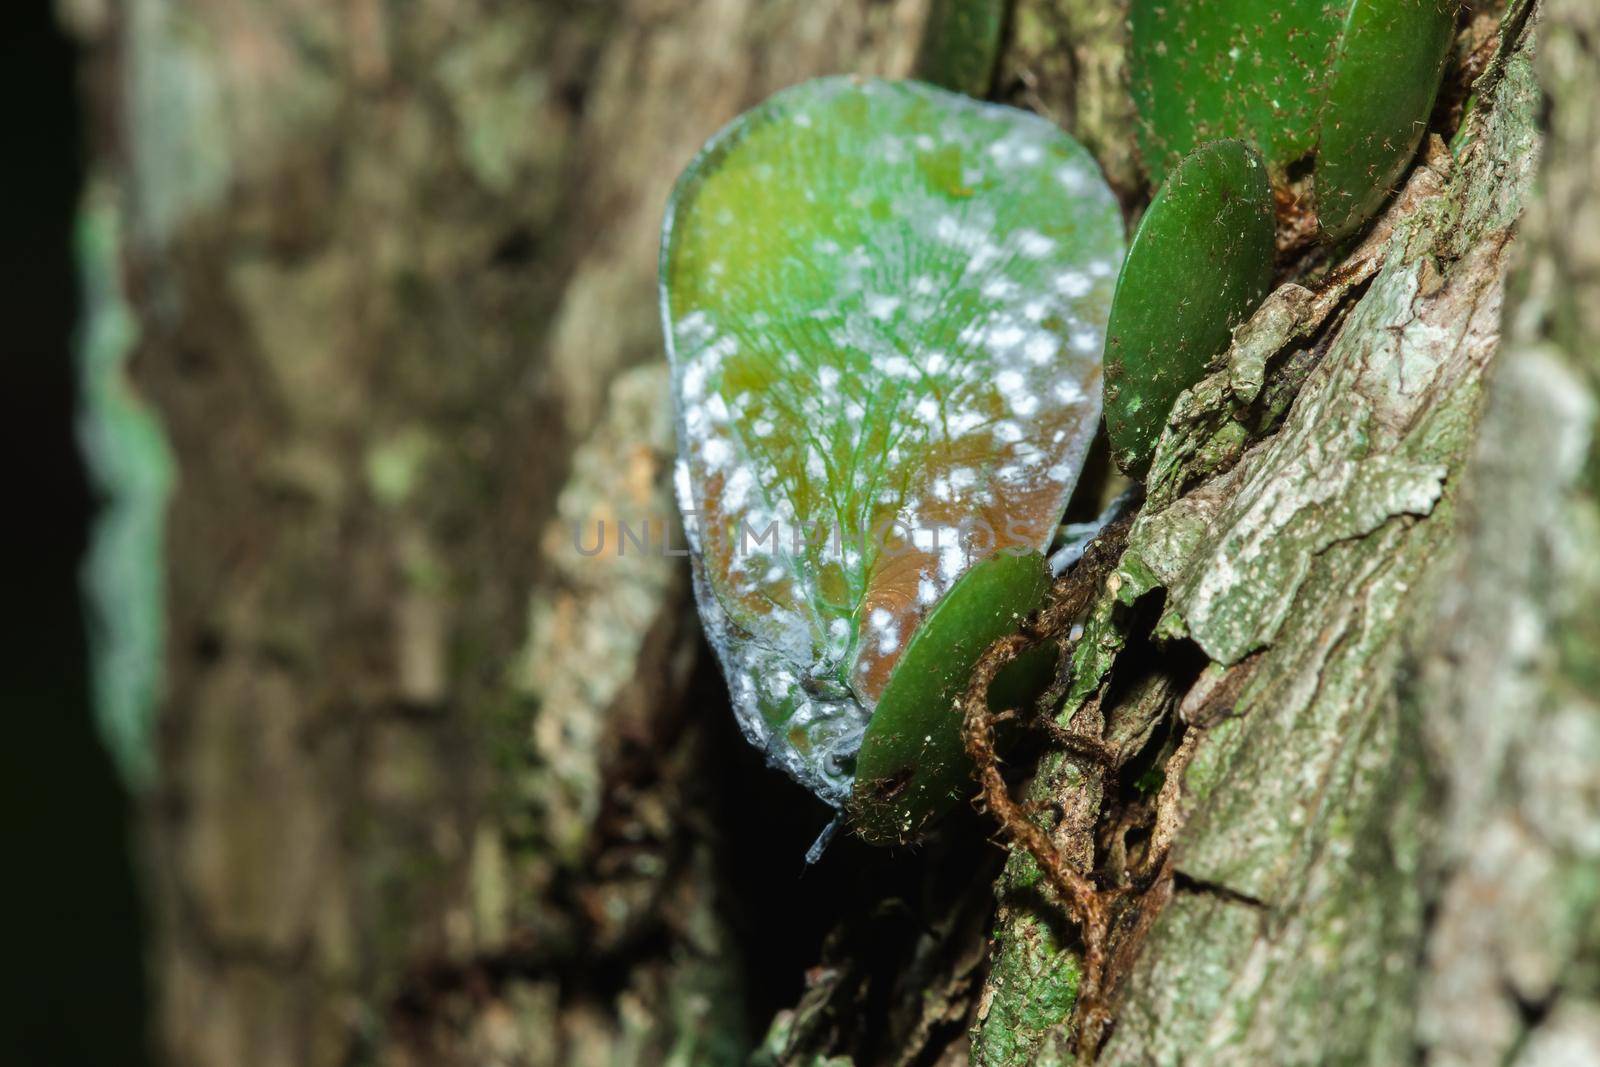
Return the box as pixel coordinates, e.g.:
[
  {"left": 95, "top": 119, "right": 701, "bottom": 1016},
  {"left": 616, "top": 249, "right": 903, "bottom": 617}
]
[
  {"left": 661, "top": 78, "right": 1123, "bottom": 810},
  {"left": 1130, "top": 0, "right": 1458, "bottom": 239},
  {"left": 1130, "top": 0, "right": 1347, "bottom": 186},
  {"left": 1317, "top": 0, "right": 1456, "bottom": 240},
  {"left": 1104, "top": 139, "right": 1275, "bottom": 477},
  {"left": 850, "top": 550, "right": 1053, "bottom": 844},
  {"left": 914, "top": 0, "right": 1006, "bottom": 99}
]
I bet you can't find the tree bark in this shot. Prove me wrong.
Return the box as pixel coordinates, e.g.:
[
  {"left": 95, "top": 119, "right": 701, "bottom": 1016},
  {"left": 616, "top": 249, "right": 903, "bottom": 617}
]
[
  {"left": 974, "top": 2, "right": 1599, "bottom": 1064},
  {"left": 73, "top": 0, "right": 1595, "bottom": 1065}
]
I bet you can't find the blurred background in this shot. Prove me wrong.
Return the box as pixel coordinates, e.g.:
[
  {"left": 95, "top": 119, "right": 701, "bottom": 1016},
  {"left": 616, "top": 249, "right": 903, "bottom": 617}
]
[
  {"left": 7, "top": 4, "right": 149, "bottom": 1064},
  {"left": 10, "top": 2, "right": 1030, "bottom": 1065}
]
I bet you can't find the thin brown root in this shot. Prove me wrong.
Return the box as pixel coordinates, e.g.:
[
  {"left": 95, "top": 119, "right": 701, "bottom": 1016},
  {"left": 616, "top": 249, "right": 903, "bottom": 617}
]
[
  {"left": 960, "top": 630, "right": 1112, "bottom": 1053},
  {"left": 1035, "top": 718, "right": 1117, "bottom": 769},
  {"left": 958, "top": 517, "right": 1138, "bottom": 1058}
]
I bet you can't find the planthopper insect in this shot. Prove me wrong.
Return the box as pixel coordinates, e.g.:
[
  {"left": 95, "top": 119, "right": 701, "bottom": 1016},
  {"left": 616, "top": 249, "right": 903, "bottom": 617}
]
[{"left": 659, "top": 77, "right": 1124, "bottom": 849}]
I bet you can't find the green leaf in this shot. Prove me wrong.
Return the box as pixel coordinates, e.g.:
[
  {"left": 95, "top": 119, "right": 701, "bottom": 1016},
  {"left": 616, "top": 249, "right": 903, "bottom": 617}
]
[
  {"left": 1104, "top": 139, "right": 1275, "bottom": 478},
  {"left": 1130, "top": 0, "right": 1457, "bottom": 239},
  {"left": 1317, "top": 0, "right": 1457, "bottom": 240},
  {"left": 1130, "top": 0, "right": 1347, "bottom": 186},
  {"left": 850, "top": 550, "right": 1053, "bottom": 844},
  {"left": 661, "top": 78, "right": 1124, "bottom": 811},
  {"left": 914, "top": 0, "right": 1007, "bottom": 99}
]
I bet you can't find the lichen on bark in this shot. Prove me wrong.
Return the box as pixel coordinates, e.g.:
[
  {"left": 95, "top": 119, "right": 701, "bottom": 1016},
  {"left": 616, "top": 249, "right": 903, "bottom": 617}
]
[{"left": 977, "top": 3, "right": 1563, "bottom": 1062}]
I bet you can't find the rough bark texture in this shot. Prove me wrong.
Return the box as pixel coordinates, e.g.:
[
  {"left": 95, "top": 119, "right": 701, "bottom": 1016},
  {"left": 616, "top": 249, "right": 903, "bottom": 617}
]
[
  {"left": 74, "top": 0, "right": 1595, "bottom": 1065},
  {"left": 974, "top": 1, "right": 1598, "bottom": 1063}
]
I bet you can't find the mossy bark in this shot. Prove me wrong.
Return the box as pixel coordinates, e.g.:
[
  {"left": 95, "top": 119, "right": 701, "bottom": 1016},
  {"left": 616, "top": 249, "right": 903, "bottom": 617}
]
[
  {"left": 75, "top": 0, "right": 1597, "bottom": 1064},
  {"left": 977, "top": 1, "right": 1600, "bottom": 1064}
]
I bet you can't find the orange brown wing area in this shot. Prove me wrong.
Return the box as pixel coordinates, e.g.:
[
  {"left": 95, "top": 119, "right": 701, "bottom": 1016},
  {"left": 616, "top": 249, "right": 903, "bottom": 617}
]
[{"left": 849, "top": 371, "right": 1101, "bottom": 702}]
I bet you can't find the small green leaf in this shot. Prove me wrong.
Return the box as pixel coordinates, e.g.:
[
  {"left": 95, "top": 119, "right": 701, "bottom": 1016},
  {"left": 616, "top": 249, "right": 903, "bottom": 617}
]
[
  {"left": 1104, "top": 139, "right": 1275, "bottom": 478},
  {"left": 1317, "top": 0, "right": 1457, "bottom": 240},
  {"left": 661, "top": 78, "right": 1123, "bottom": 811},
  {"left": 914, "top": 0, "right": 1006, "bottom": 99},
  {"left": 850, "top": 550, "right": 1053, "bottom": 844}
]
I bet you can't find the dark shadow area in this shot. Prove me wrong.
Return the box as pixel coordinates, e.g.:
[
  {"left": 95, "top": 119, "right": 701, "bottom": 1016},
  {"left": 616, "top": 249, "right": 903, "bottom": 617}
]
[
  {"left": 698, "top": 639, "right": 999, "bottom": 1055},
  {"left": 2, "top": 6, "right": 151, "bottom": 1065}
]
